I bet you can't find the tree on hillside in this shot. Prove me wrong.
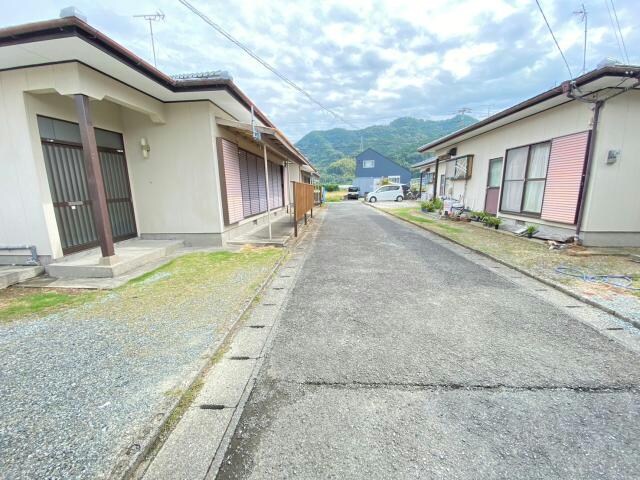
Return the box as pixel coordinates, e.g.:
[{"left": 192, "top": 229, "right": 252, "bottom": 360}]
[{"left": 326, "top": 157, "right": 355, "bottom": 179}]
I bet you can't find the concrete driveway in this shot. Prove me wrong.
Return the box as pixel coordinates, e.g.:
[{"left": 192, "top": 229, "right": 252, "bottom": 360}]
[{"left": 217, "top": 202, "right": 640, "bottom": 479}]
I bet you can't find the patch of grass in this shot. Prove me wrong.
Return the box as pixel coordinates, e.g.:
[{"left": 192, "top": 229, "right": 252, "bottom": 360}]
[
  {"left": 1, "top": 247, "right": 283, "bottom": 324},
  {"left": 325, "top": 190, "right": 346, "bottom": 202},
  {"left": 0, "top": 289, "right": 98, "bottom": 323}
]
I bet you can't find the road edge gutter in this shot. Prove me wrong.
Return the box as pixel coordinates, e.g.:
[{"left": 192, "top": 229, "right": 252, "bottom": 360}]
[
  {"left": 369, "top": 203, "right": 640, "bottom": 330},
  {"left": 110, "top": 247, "right": 289, "bottom": 480},
  {"left": 204, "top": 208, "right": 324, "bottom": 479}
]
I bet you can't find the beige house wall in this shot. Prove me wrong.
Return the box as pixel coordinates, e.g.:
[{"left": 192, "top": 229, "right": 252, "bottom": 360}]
[
  {"left": 0, "top": 65, "right": 138, "bottom": 262},
  {"left": 432, "top": 100, "right": 593, "bottom": 229},
  {"left": 429, "top": 91, "right": 640, "bottom": 245},
  {"left": 1, "top": 61, "right": 307, "bottom": 261},
  {"left": 580, "top": 90, "right": 640, "bottom": 244}
]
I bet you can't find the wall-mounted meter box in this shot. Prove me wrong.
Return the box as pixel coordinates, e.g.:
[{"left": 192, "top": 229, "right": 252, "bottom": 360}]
[{"left": 606, "top": 149, "right": 621, "bottom": 165}]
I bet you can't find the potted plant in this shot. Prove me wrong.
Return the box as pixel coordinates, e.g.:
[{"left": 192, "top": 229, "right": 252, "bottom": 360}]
[
  {"left": 525, "top": 225, "right": 537, "bottom": 238},
  {"left": 491, "top": 217, "right": 502, "bottom": 230}
]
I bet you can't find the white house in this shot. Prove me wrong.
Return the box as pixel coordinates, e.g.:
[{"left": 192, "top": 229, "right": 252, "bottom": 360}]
[
  {"left": 413, "top": 64, "right": 640, "bottom": 247},
  {"left": 0, "top": 13, "right": 317, "bottom": 266}
]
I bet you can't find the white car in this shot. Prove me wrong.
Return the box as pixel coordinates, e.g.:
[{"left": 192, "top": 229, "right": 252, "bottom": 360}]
[{"left": 366, "top": 184, "right": 404, "bottom": 203}]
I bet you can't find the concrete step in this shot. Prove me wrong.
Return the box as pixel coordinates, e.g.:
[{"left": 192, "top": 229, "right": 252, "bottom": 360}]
[
  {"left": 0, "top": 265, "right": 45, "bottom": 289},
  {"left": 46, "top": 240, "right": 184, "bottom": 279}
]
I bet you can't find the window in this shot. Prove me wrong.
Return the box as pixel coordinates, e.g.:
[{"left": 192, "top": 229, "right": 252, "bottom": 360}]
[
  {"left": 452, "top": 155, "right": 473, "bottom": 179},
  {"left": 487, "top": 157, "right": 503, "bottom": 188},
  {"left": 424, "top": 172, "right": 434, "bottom": 184},
  {"left": 388, "top": 175, "right": 400, "bottom": 184},
  {"left": 439, "top": 174, "right": 446, "bottom": 196},
  {"left": 362, "top": 159, "right": 375, "bottom": 168},
  {"left": 501, "top": 142, "right": 550, "bottom": 215}
]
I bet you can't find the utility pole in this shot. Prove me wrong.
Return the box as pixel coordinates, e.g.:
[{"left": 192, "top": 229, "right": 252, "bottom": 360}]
[
  {"left": 574, "top": 4, "right": 587, "bottom": 74},
  {"left": 133, "top": 11, "right": 165, "bottom": 67},
  {"left": 457, "top": 108, "right": 472, "bottom": 127}
]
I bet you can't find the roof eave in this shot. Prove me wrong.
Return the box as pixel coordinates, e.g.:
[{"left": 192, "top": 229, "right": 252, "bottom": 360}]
[
  {"left": 417, "top": 65, "right": 640, "bottom": 153},
  {"left": 0, "top": 16, "right": 276, "bottom": 128}
]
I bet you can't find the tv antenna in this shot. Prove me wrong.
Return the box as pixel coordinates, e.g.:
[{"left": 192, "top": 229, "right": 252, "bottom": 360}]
[
  {"left": 573, "top": 4, "right": 588, "bottom": 73},
  {"left": 133, "top": 11, "right": 165, "bottom": 67}
]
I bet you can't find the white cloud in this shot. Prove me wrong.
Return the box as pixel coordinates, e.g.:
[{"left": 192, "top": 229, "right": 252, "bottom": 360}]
[{"left": 2, "top": 0, "right": 639, "bottom": 141}]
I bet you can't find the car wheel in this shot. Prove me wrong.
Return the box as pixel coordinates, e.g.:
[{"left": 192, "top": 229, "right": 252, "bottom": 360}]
[
  {"left": 369, "top": 196, "right": 377, "bottom": 203},
  {"left": 396, "top": 196, "right": 403, "bottom": 202}
]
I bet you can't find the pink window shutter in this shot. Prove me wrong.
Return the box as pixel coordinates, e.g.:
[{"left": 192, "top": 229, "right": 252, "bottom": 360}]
[
  {"left": 541, "top": 131, "right": 590, "bottom": 224},
  {"left": 218, "top": 138, "right": 244, "bottom": 224}
]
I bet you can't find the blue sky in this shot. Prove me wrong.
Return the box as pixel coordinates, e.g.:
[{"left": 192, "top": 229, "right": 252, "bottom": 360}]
[{"left": 2, "top": 0, "right": 638, "bottom": 141}]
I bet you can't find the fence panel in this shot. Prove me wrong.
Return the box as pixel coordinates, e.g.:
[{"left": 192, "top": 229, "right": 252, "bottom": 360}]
[{"left": 292, "top": 181, "right": 314, "bottom": 236}]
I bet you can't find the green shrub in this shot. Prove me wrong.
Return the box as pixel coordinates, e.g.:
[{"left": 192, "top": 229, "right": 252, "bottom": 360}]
[
  {"left": 323, "top": 183, "right": 340, "bottom": 192},
  {"left": 432, "top": 198, "right": 444, "bottom": 210}
]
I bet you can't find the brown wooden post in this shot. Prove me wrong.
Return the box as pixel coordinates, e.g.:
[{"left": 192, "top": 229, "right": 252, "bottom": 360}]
[
  {"left": 311, "top": 208, "right": 313, "bottom": 218},
  {"left": 418, "top": 171, "right": 423, "bottom": 198},
  {"left": 74, "top": 94, "right": 115, "bottom": 259},
  {"left": 304, "top": 213, "right": 307, "bottom": 225},
  {"left": 293, "top": 182, "right": 298, "bottom": 237}
]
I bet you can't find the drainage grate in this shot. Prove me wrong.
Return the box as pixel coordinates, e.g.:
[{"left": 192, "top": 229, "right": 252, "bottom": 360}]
[
  {"left": 605, "top": 327, "right": 624, "bottom": 331},
  {"left": 273, "top": 287, "right": 285, "bottom": 290},
  {"left": 249, "top": 325, "right": 266, "bottom": 329},
  {"left": 199, "top": 404, "right": 225, "bottom": 410},
  {"left": 229, "top": 356, "right": 251, "bottom": 360},
  {"left": 263, "top": 303, "right": 277, "bottom": 306},
  {"left": 565, "top": 305, "right": 583, "bottom": 308}
]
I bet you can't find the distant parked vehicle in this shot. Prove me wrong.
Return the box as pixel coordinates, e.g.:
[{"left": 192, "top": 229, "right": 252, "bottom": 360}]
[
  {"left": 346, "top": 186, "right": 360, "bottom": 200},
  {"left": 366, "top": 184, "right": 404, "bottom": 203}
]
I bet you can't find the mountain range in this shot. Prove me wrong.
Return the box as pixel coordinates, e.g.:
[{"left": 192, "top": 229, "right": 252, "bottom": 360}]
[{"left": 294, "top": 115, "right": 478, "bottom": 183}]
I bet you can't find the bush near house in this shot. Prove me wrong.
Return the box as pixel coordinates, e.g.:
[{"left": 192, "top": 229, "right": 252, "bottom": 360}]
[
  {"left": 421, "top": 198, "right": 443, "bottom": 212},
  {"left": 323, "top": 183, "right": 340, "bottom": 192}
]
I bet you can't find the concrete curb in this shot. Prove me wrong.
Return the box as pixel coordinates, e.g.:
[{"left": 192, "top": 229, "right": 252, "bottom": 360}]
[
  {"left": 110, "top": 247, "right": 290, "bottom": 480},
  {"left": 369, "top": 203, "right": 640, "bottom": 330},
  {"left": 204, "top": 209, "right": 324, "bottom": 479}
]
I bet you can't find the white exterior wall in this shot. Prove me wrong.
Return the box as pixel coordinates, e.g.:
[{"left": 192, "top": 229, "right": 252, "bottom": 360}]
[
  {"left": 580, "top": 90, "right": 640, "bottom": 245},
  {"left": 432, "top": 100, "right": 593, "bottom": 227}
]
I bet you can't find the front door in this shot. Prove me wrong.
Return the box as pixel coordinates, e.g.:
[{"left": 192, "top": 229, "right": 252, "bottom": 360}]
[
  {"left": 485, "top": 157, "right": 503, "bottom": 215},
  {"left": 39, "top": 117, "right": 137, "bottom": 254}
]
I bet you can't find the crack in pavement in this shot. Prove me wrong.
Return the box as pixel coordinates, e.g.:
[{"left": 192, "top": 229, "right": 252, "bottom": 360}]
[{"left": 278, "top": 379, "right": 640, "bottom": 393}]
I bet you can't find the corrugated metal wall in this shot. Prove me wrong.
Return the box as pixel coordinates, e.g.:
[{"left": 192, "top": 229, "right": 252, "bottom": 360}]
[{"left": 541, "top": 131, "right": 590, "bottom": 224}]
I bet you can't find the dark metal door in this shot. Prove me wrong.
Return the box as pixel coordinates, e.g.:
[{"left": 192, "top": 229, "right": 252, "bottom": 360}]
[
  {"left": 99, "top": 149, "right": 137, "bottom": 241},
  {"left": 42, "top": 141, "right": 137, "bottom": 254}
]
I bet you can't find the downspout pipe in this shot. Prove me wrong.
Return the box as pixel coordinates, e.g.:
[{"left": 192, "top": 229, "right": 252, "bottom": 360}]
[
  {"left": 0, "top": 245, "right": 39, "bottom": 265},
  {"left": 574, "top": 100, "right": 602, "bottom": 241}
]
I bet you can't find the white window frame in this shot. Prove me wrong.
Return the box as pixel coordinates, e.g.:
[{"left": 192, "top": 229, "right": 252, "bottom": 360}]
[
  {"left": 452, "top": 155, "right": 473, "bottom": 180},
  {"left": 388, "top": 175, "right": 401, "bottom": 184},
  {"left": 362, "top": 159, "right": 375, "bottom": 169}
]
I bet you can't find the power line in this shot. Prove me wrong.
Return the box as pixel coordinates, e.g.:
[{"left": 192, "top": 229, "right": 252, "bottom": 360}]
[
  {"left": 604, "top": 0, "right": 626, "bottom": 63},
  {"left": 178, "top": 0, "right": 358, "bottom": 130},
  {"left": 610, "top": 0, "right": 630, "bottom": 63},
  {"left": 535, "top": 0, "right": 574, "bottom": 79}
]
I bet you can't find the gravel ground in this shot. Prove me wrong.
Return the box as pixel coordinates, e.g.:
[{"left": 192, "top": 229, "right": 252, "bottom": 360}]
[{"left": 0, "top": 249, "right": 280, "bottom": 479}]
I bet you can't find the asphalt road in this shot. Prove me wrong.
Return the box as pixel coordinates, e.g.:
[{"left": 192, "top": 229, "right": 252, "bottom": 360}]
[{"left": 217, "top": 202, "right": 640, "bottom": 479}]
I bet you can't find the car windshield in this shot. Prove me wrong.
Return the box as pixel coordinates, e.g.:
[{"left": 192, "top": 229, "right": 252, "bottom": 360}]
[{"left": 348, "top": 187, "right": 358, "bottom": 192}]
